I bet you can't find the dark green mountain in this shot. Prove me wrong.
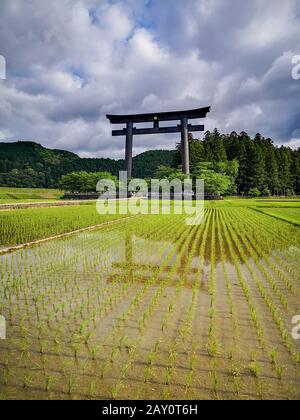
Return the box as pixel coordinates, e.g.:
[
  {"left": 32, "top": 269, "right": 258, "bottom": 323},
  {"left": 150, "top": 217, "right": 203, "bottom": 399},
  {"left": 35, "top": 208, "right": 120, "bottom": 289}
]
[{"left": 0, "top": 141, "right": 175, "bottom": 188}]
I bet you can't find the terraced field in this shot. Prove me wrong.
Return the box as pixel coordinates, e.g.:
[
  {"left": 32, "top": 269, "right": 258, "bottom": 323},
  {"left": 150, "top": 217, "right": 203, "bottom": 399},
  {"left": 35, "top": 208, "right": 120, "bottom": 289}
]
[{"left": 0, "top": 202, "right": 299, "bottom": 400}]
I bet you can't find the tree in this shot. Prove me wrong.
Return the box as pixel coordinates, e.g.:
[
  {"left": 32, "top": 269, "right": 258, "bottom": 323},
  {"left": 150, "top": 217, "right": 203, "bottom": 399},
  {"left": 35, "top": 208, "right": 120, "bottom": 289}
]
[
  {"left": 264, "top": 140, "right": 280, "bottom": 194},
  {"left": 226, "top": 159, "right": 239, "bottom": 182},
  {"left": 173, "top": 134, "right": 205, "bottom": 170},
  {"left": 203, "top": 129, "right": 227, "bottom": 162},
  {"left": 276, "top": 147, "right": 293, "bottom": 195},
  {"left": 291, "top": 149, "right": 300, "bottom": 194},
  {"left": 248, "top": 187, "right": 261, "bottom": 197},
  {"left": 245, "top": 140, "right": 265, "bottom": 191},
  {"left": 60, "top": 171, "right": 117, "bottom": 193},
  {"left": 154, "top": 165, "right": 187, "bottom": 181},
  {"left": 234, "top": 132, "right": 251, "bottom": 195},
  {"left": 193, "top": 163, "right": 231, "bottom": 196},
  {"left": 261, "top": 187, "right": 271, "bottom": 197},
  {"left": 225, "top": 159, "right": 239, "bottom": 194}
]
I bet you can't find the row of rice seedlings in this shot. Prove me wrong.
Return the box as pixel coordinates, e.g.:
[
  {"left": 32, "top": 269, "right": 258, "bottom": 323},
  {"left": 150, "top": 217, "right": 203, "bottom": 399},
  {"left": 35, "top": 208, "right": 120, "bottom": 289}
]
[
  {"left": 239, "top": 208, "right": 298, "bottom": 294},
  {"left": 226, "top": 210, "right": 299, "bottom": 361},
  {"left": 247, "top": 207, "right": 300, "bottom": 246},
  {"left": 243, "top": 219, "right": 298, "bottom": 293},
  {"left": 182, "top": 211, "right": 213, "bottom": 397},
  {"left": 114, "top": 217, "right": 192, "bottom": 329},
  {"left": 220, "top": 211, "right": 265, "bottom": 349},
  {"left": 224, "top": 210, "right": 299, "bottom": 365},
  {"left": 276, "top": 247, "right": 300, "bottom": 277},
  {"left": 207, "top": 210, "right": 219, "bottom": 357},
  {"left": 75, "top": 217, "right": 188, "bottom": 354},
  {"left": 241, "top": 207, "right": 300, "bottom": 276},
  {"left": 208, "top": 210, "right": 227, "bottom": 399},
  {"left": 215, "top": 211, "right": 242, "bottom": 398},
  {"left": 202, "top": 211, "right": 216, "bottom": 397},
  {"left": 137, "top": 213, "right": 204, "bottom": 334},
  {"left": 106, "top": 216, "right": 204, "bottom": 399},
  {"left": 224, "top": 211, "right": 299, "bottom": 399},
  {"left": 117, "top": 211, "right": 211, "bottom": 399},
  {"left": 162, "top": 213, "right": 209, "bottom": 383},
  {"left": 90, "top": 217, "right": 184, "bottom": 326},
  {"left": 231, "top": 217, "right": 290, "bottom": 312},
  {"left": 220, "top": 210, "right": 281, "bottom": 398},
  {"left": 156, "top": 215, "right": 211, "bottom": 399},
  {"left": 72, "top": 218, "right": 176, "bottom": 330},
  {"left": 226, "top": 214, "right": 280, "bottom": 398},
  {"left": 62, "top": 217, "right": 188, "bottom": 397},
  {"left": 88, "top": 217, "right": 192, "bottom": 398}
]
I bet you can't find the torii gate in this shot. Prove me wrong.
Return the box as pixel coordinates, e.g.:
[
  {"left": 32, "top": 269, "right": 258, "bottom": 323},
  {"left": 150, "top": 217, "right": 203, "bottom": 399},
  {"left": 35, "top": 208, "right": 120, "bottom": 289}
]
[{"left": 106, "top": 106, "right": 210, "bottom": 178}]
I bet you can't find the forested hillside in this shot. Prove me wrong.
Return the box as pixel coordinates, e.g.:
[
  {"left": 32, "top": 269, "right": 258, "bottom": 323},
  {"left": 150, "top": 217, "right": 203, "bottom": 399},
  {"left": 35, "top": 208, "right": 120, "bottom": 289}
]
[
  {"left": 173, "top": 130, "right": 300, "bottom": 195},
  {"left": 0, "top": 141, "right": 174, "bottom": 188}
]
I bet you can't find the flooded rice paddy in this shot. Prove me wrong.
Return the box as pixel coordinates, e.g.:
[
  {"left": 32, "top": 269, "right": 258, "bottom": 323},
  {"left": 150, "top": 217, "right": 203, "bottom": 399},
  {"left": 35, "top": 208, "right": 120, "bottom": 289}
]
[{"left": 0, "top": 208, "right": 299, "bottom": 400}]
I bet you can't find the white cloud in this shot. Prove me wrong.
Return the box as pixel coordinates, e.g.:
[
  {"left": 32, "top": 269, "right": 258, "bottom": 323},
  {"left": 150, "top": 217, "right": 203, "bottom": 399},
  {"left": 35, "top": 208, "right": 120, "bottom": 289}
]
[
  {"left": 0, "top": 0, "right": 299, "bottom": 159},
  {"left": 238, "top": 0, "right": 298, "bottom": 49},
  {"left": 96, "top": 3, "right": 133, "bottom": 40},
  {"left": 280, "top": 137, "right": 300, "bottom": 150}
]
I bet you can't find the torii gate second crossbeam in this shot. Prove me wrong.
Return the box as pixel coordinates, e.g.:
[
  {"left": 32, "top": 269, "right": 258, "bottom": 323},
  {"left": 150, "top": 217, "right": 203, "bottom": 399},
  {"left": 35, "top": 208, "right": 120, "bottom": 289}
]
[{"left": 106, "top": 106, "right": 211, "bottom": 178}]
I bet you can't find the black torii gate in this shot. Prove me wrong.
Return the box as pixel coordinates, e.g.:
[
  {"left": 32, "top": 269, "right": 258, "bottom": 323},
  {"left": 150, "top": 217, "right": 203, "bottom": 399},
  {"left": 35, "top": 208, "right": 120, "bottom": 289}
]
[{"left": 106, "top": 106, "right": 210, "bottom": 177}]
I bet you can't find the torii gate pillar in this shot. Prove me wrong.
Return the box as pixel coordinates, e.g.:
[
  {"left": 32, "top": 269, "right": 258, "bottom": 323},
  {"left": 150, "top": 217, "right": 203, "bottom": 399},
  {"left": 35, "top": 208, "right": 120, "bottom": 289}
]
[
  {"left": 181, "top": 117, "right": 190, "bottom": 175},
  {"left": 125, "top": 121, "right": 133, "bottom": 179}
]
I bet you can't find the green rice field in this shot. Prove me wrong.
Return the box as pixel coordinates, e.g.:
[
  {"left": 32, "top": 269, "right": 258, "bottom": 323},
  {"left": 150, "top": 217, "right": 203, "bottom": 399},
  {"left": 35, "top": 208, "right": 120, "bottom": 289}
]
[
  {"left": 0, "top": 199, "right": 299, "bottom": 400},
  {"left": 0, "top": 188, "right": 62, "bottom": 204}
]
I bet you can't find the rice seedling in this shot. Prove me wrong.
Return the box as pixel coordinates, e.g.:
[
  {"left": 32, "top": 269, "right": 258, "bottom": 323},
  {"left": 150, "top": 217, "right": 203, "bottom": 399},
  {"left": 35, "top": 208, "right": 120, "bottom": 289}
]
[
  {"left": 99, "top": 361, "right": 110, "bottom": 379},
  {"left": 162, "top": 387, "right": 170, "bottom": 400},
  {"left": 269, "top": 349, "right": 278, "bottom": 365},
  {"left": 231, "top": 363, "right": 242, "bottom": 379},
  {"left": 89, "top": 379, "right": 98, "bottom": 398},
  {"left": 45, "top": 375, "right": 55, "bottom": 392},
  {"left": 212, "top": 372, "right": 220, "bottom": 396},
  {"left": 67, "top": 375, "right": 76, "bottom": 395},
  {"left": 23, "top": 373, "right": 33, "bottom": 389},
  {"left": 90, "top": 346, "right": 99, "bottom": 361},
  {"left": 111, "top": 379, "right": 123, "bottom": 400},
  {"left": 143, "top": 366, "right": 153, "bottom": 384},
  {"left": 185, "top": 370, "right": 194, "bottom": 393},
  {"left": 3, "top": 368, "right": 14, "bottom": 386},
  {"left": 249, "top": 362, "right": 261, "bottom": 378},
  {"left": 275, "top": 366, "right": 285, "bottom": 380}
]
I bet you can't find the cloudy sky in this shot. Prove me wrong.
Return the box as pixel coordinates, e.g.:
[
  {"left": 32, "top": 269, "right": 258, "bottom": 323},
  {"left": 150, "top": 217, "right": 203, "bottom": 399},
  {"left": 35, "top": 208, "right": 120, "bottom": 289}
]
[{"left": 0, "top": 0, "right": 299, "bottom": 159}]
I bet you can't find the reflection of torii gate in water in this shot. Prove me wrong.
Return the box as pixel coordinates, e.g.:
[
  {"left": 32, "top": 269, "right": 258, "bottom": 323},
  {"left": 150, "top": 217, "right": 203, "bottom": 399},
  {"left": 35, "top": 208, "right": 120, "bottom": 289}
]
[
  {"left": 106, "top": 107, "right": 211, "bottom": 178},
  {"left": 110, "top": 231, "right": 209, "bottom": 291}
]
